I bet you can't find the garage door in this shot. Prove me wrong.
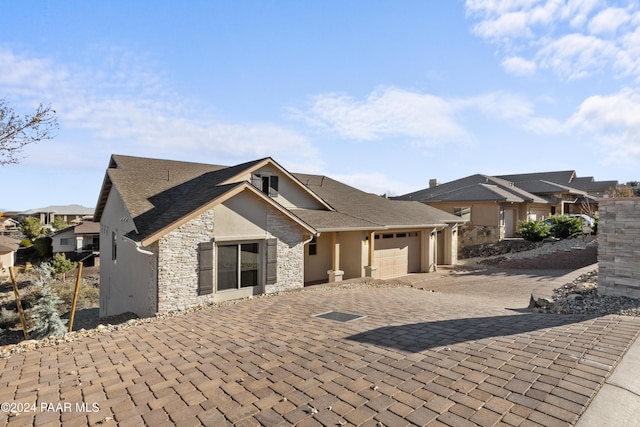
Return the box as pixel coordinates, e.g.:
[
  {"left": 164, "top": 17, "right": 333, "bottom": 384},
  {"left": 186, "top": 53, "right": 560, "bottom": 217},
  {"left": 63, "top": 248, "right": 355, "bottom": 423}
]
[{"left": 374, "top": 232, "right": 420, "bottom": 279}]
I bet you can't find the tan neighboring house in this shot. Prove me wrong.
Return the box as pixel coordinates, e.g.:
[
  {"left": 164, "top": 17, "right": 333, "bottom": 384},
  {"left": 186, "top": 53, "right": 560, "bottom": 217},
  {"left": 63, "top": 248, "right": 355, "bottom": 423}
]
[
  {"left": 396, "top": 170, "right": 612, "bottom": 248},
  {"left": 51, "top": 221, "right": 100, "bottom": 264},
  {"left": 496, "top": 171, "right": 616, "bottom": 212},
  {"left": 95, "top": 155, "right": 462, "bottom": 318},
  {"left": 18, "top": 205, "right": 95, "bottom": 227},
  {"left": 0, "top": 235, "right": 19, "bottom": 274}
]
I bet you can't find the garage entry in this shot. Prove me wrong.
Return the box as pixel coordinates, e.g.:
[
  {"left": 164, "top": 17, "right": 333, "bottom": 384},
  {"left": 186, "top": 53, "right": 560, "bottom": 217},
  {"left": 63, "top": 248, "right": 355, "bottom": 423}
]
[{"left": 373, "top": 232, "right": 421, "bottom": 279}]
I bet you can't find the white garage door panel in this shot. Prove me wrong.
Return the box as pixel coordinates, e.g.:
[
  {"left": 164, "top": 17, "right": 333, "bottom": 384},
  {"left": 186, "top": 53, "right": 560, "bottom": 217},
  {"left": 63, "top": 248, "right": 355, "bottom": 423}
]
[{"left": 374, "top": 235, "right": 420, "bottom": 279}]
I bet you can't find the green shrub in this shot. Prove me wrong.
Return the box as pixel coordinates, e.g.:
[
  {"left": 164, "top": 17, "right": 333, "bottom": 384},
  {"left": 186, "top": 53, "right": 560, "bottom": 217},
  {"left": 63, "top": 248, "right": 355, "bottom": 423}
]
[
  {"left": 33, "top": 237, "right": 52, "bottom": 259},
  {"left": 517, "top": 219, "right": 550, "bottom": 242},
  {"left": 51, "top": 253, "right": 77, "bottom": 279},
  {"left": 20, "top": 239, "right": 33, "bottom": 248},
  {"left": 548, "top": 215, "right": 583, "bottom": 239}
]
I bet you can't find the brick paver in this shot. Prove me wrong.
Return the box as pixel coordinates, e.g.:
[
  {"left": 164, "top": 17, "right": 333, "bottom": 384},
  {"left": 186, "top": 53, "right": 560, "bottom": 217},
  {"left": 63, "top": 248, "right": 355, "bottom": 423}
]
[{"left": 1, "top": 267, "right": 639, "bottom": 426}]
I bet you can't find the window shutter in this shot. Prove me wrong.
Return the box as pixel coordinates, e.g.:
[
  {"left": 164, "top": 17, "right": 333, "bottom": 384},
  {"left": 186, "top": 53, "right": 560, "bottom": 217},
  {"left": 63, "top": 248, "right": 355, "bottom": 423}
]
[
  {"left": 266, "top": 238, "right": 277, "bottom": 285},
  {"left": 198, "top": 241, "right": 214, "bottom": 295},
  {"left": 269, "top": 176, "right": 279, "bottom": 197}
]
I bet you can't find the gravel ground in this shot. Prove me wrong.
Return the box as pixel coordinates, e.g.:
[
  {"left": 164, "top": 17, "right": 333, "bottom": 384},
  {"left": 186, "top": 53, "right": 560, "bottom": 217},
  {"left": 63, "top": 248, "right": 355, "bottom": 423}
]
[
  {"left": 536, "top": 269, "right": 640, "bottom": 316},
  {"left": 459, "top": 235, "right": 597, "bottom": 267}
]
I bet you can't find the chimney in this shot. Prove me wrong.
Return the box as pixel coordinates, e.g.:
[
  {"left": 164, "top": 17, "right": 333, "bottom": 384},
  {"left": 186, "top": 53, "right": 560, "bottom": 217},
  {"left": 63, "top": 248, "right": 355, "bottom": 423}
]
[{"left": 429, "top": 179, "right": 440, "bottom": 188}]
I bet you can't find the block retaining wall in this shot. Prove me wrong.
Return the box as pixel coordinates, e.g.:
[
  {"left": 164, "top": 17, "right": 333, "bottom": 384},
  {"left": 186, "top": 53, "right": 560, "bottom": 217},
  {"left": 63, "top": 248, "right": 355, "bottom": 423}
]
[{"left": 598, "top": 198, "right": 640, "bottom": 297}]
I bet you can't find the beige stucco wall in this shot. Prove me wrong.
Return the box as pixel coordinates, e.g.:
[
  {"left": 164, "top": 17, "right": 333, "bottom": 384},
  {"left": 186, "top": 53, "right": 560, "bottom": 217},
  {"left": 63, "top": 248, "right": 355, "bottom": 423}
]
[
  {"left": 339, "top": 231, "right": 365, "bottom": 279},
  {"left": 304, "top": 233, "right": 333, "bottom": 284},
  {"left": 235, "top": 165, "right": 326, "bottom": 209},
  {"left": 0, "top": 251, "right": 15, "bottom": 270},
  {"left": 99, "top": 188, "right": 157, "bottom": 318},
  {"left": 597, "top": 198, "right": 640, "bottom": 297}
]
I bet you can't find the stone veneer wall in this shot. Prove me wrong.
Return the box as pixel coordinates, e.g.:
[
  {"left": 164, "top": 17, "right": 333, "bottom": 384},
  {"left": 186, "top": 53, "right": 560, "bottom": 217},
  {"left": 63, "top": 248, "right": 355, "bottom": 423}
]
[
  {"left": 265, "top": 206, "right": 305, "bottom": 294},
  {"left": 598, "top": 198, "right": 640, "bottom": 297},
  {"left": 458, "top": 224, "right": 501, "bottom": 248},
  {"left": 157, "top": 209, "right": 216, "bottom": 312},
  {"left": 155, "top": 206, "right": 305, "bottom": 312}
]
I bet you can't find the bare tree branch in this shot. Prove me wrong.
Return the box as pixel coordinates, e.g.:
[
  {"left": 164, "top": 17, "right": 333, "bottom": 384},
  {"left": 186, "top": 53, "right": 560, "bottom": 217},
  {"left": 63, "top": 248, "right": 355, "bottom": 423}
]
[{"left": 0, "top": 99, "right": 59, "bottom": 165}]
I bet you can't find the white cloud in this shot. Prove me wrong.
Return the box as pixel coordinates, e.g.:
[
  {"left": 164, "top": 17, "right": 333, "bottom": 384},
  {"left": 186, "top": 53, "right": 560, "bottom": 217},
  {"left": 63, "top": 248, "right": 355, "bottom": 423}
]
[
  {"left": 501, "top": 56, "right": 537, "bottom": 75},
  {"left": 567, "top": 88, "right": 640, "bottom": 163},
  {"left": 329, "top": 172, "right": 415, "bottom": 197},
  {"left": 588, "top": 7, "right": 631, "bottom": 35},
  {"left": 296, "top": 87, "right": 468, "bottom": 144},
  {"left": 298, "top": 86, "right": 564, "bottom": 146},
  {"left": 0, "top": 47, "right": 317, "bottom": 167},
  {"left": 536, "top": 33, "right": 618, "bottom": 79},
  {"left": 471, "top": 11, "right": 533, "bottom": 40},
  {"left": 466, "top": 0, "right": 640, "bottom": 81}
]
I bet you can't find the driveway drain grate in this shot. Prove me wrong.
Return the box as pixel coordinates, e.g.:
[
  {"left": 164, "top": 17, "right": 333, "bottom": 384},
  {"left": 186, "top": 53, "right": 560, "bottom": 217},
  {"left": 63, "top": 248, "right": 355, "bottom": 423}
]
[{"left": 312, "top": 311, "right": 367, "bottom": 322}]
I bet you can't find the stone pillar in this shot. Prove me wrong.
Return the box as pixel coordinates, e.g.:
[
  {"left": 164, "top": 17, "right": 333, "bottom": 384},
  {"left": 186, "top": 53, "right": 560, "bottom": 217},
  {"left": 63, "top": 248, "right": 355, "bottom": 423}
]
[
  {"left": 598, "top": 198, "right": 640, "bottom": 298},
  {"left": 364, "top": 265, "right": 378, "bottom": 279},
  {"left": 327, "top": 269, "right": 344, "bottom": 282},
  {"left": 365, "top": 231, "right": 377, "bottom": 278}
]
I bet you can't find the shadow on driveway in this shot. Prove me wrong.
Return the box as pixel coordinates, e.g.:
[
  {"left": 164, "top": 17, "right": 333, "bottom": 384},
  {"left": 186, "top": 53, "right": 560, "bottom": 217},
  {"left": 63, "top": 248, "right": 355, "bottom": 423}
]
[{"left": 347, "top": 311, "right": 597, "bottom": 353}]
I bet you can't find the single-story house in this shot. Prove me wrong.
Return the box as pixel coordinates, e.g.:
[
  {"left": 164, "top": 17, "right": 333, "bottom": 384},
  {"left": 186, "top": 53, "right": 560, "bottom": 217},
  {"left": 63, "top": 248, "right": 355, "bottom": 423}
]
[
  {"left": 395, "top": 170, "right": 613, "bottom": 247},
  {"left": 18, "top": 204, "right": 95, "bottom": 227},
  {"left": 51, "top": 221, "right": 100, "bottom": 263},
  {"left": 95, "top": 155, "right": 462, "bottom": 318}
]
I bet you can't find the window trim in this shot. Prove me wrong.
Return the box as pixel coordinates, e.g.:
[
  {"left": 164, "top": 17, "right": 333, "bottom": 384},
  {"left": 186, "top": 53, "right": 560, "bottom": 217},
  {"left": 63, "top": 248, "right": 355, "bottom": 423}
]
[
  {"left": 252, "top": 173, "right": 279, "bottom": 197},
  {"left": 308, "top": 236, "right": 317, "bottom": 256},
  {"left": 453, "top": 207, "right": 471, "bottom": 221},
  {"left": 216, "top": 240, "right": 262, "bottom": 293}
]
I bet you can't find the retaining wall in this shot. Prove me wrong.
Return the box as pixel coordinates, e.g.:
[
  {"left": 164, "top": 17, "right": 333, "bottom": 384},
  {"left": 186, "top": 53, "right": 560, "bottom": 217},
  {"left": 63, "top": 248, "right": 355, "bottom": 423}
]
[{"left": 598, "top": 197, "right": 640, "bottom": 297}]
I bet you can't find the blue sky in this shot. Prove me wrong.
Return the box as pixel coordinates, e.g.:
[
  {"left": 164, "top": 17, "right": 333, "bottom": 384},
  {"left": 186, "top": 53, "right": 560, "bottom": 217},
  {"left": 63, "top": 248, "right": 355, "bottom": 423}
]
[{"left": 1, "top": 0, "right": 639, "bottom": 211}]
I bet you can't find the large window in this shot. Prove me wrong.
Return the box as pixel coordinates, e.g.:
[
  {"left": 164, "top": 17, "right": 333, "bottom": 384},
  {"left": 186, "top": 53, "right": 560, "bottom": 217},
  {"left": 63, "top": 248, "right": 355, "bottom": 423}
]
[{"left": 217, "top": 243, "right": 260, "bottom": 291}]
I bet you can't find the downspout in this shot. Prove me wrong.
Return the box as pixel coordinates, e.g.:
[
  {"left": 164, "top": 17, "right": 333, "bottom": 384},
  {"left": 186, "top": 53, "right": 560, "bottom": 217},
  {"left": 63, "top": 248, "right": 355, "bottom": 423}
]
[{"left": 122, "top": 235, "right": 154, "bottom": 256}]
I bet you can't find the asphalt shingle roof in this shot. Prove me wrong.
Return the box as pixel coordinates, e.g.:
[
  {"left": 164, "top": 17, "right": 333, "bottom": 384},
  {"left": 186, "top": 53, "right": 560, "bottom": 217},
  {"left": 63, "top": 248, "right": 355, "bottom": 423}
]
[
  {"left": 395, "top": 174, "right": 545, "bottom": 204},
  {"left": 96, "top": 155, "right": 463, "bottom": 243},
  {"left": 293, "top": 173, "right": 461, "bottom": 230}
]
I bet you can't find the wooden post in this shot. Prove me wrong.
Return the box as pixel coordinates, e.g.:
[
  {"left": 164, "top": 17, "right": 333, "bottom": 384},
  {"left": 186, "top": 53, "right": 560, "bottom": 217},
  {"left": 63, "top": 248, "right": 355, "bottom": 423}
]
[
  {"left": 68, "top": 262, "right": 83, "bottom": 332},
  {"left": 9, "top": 267, "right": 29, "bottom": 339}
]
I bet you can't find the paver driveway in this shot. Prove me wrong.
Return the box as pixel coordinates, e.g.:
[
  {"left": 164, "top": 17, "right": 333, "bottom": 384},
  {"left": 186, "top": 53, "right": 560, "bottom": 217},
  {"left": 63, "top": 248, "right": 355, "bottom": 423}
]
[{"left": 1, "top": 267, "right": 639, "bottom": 426}]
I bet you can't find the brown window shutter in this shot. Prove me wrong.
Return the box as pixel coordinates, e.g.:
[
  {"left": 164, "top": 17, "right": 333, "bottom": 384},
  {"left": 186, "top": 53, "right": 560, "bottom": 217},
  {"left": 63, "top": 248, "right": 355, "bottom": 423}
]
[
  {"left": 270, "top": 176, "right": 279, "bottom": 197},
  {"left": 266, "top": 238, "right": 277, "bottom": 285},
  {"left": 198, "top": 241, "right": 214, "bottom": 295}
]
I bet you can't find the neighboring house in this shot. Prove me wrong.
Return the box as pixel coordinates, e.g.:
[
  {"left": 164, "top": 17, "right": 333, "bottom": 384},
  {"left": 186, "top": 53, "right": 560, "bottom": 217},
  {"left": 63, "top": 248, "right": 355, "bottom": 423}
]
[
  {"left": 51, "top": 221, "right": 100, "bottom": 263},
  {"left": 0, "top": 235, "right": 20, "bottom": 274},
  {"left": 95, "top": 155, "right": 462, "bottom": 318},
  {"left": 18, "top": 205, "right": 95, "bottom": 227},
  {"left": 0, "top": 217, "right": 20, "bottom": 232},
  {"left": 496, "top": 171, "right": 615, "bottom": 213},
  {"left": 396, "top": 170, "right": 613, "bottom": 247},
  {"left": 395, "top": 174, "right": 549, "bottom": 246}
]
